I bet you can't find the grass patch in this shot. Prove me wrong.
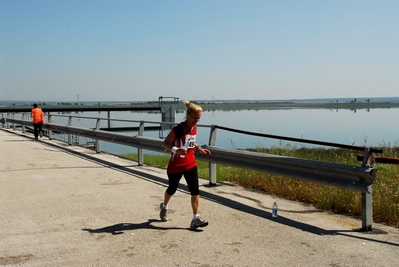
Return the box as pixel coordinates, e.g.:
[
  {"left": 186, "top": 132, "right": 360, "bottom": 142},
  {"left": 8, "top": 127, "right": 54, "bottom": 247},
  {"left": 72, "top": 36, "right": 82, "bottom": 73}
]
[{"left": 122, "top": 146, "right": 399, "bottom": 228}]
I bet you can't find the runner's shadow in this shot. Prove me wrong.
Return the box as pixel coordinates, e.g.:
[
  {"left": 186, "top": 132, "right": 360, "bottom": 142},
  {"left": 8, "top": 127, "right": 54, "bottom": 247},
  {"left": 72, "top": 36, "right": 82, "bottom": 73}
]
[{"left": 82, "top": 219, "right": 202, "bottom": 235}]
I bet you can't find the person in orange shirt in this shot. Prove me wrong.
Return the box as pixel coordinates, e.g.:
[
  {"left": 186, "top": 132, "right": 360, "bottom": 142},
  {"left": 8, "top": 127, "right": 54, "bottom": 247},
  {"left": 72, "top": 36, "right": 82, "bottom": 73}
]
[{"left": 31, "top": 103, "right": 45, "bottom": 140}]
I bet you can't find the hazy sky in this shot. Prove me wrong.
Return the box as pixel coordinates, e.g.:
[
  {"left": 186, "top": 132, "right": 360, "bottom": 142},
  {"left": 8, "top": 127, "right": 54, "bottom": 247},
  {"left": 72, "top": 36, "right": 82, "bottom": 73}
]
[{"left": 1, "top": 0, "right": 398, "bottom": 102}]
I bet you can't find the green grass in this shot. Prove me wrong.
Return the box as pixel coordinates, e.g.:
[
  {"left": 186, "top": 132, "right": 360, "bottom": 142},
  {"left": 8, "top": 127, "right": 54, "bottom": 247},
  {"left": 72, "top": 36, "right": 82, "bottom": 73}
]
[{"left": 121, "top": 146, "right": 399, "bottom": 228}]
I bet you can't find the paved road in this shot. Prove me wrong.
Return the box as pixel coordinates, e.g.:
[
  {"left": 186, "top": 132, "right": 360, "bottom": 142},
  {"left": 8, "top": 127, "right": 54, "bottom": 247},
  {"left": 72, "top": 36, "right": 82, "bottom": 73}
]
[{"left": 1, "top": 128, "right": 398, "bottom": 267}]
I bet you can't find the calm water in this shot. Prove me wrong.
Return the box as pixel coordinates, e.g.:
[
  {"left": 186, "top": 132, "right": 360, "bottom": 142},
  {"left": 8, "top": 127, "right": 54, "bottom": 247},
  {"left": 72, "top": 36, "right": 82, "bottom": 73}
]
[{"left": 48, "top": 108, "right": 399, "bottom": 155}]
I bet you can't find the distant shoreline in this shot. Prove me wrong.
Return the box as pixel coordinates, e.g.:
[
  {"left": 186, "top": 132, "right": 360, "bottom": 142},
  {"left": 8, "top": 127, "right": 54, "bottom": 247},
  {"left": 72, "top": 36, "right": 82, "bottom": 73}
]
[
  {"left": 194, "top": 101, "right": 399, "bottom": 111},
  {"left": 2, "top": 100, "right": 399, "bottom": 113},
  {"left": 1, "top": 96, "right": 399, "bottom": 107}
]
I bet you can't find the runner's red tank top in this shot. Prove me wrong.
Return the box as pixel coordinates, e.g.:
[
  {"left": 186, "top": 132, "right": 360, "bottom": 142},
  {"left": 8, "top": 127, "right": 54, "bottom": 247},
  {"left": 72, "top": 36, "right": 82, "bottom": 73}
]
[{"left": 167, "top": 122, "right": 197, "bottom": 173}]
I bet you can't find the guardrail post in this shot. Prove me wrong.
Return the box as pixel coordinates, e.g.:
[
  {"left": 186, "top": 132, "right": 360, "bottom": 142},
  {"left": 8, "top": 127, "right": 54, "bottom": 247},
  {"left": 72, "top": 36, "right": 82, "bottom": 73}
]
[
  {"left": 361, "top": 147, "right": 373, "bottom": 231},
  {"left": 0, "top": 114, "right": 5, "bottom": 127},
  {"left": 22, "top": 113, "right": 26, "bottom": 133},
  {"left": 6, "top": 113, "right": 11, "bottom": 129},
  {"left": 68, "top": 116, "right": 73, "bottom": 145},
  {"left": 95, "top": 118, "right": 101, "bottom": 153},
  {"left": 362, "top": 185, "right": 373, "bottom": 231},
  {"left": 107, "top": 111, "right": 113, "bottom": 128},
  {"left": 47, "top": 114, "right": 53, "bottom": 140},
  {"left": 137, "top": 121, "right": 145, "bottom": 166},
  {"left": 12, "top": 113, "right": 16, "bottom": 131},
  {"left": 208, "top": 125, "right": 218, "bottom": 185}
]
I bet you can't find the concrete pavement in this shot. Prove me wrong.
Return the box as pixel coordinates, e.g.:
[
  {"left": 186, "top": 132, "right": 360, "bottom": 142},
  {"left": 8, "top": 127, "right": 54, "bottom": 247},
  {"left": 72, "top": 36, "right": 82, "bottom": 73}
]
[{"left": 1, "top": 128, "right": 399, "bottom": 267}]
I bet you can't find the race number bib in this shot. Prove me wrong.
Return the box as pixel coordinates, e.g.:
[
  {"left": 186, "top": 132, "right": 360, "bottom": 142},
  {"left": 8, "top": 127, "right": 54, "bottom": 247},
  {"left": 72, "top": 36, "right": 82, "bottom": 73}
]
[{"left": 185, "top": 135, "right": 196, "bottom": 149}]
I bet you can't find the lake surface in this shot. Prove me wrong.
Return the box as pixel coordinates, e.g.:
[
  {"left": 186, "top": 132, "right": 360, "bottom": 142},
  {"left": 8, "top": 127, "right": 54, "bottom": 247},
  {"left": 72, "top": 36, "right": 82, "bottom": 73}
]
[{"left": 46, "top": 107, "right": 399, "bottom": 155}]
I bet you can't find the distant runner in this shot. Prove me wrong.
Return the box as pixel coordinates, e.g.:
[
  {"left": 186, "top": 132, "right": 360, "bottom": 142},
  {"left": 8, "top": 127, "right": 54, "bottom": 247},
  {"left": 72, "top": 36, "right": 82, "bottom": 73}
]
[{"left": 31, "top": 103, "right": 45, "bottom": 140}]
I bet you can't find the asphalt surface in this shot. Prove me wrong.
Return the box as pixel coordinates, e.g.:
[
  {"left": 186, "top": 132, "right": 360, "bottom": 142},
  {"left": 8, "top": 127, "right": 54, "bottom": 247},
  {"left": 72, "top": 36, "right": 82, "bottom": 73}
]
[{"left": 1, "top": 128, "right": 399, "bottom": 267}]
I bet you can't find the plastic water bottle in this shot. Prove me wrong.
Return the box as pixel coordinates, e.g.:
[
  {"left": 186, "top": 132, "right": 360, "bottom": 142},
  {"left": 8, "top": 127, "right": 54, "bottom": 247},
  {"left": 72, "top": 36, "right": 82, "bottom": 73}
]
[{"left": 272, "top": 201, "right": 278, "bottom": 218}]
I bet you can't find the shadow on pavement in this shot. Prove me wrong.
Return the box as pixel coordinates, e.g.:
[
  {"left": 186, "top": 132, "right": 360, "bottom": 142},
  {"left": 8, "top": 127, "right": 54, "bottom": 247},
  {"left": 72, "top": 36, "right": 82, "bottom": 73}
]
[{"left": 82, "top": 219, "right": 202, "bottom": 235}]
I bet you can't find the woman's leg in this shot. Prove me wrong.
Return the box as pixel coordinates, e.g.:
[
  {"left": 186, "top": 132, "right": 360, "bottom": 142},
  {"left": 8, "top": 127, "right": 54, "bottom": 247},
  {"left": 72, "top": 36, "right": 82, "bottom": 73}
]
[
  {"left": 160, "top": 172, "right": 182, "bottom": 221},
  {"left": 163, "top": 191, "right": 172, "bottom": 206},
  {"left": 164, "top": 172, "right": 183, "bottom": 205},
  {"left": 184, "top": 167, "right": 208, "bottom": 228},
  {"left": 191, "top": 195, "right": 200, "bottom": 214},
  {"left": 183, "top": 166, "right": 200, "bottom": 215}
]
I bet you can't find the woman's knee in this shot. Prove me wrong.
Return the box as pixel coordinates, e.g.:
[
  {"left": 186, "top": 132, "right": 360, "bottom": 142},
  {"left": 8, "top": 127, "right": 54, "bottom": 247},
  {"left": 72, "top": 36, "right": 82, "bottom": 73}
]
[{"left": 166, "top": 188, "right": 177, "bottom": 196}]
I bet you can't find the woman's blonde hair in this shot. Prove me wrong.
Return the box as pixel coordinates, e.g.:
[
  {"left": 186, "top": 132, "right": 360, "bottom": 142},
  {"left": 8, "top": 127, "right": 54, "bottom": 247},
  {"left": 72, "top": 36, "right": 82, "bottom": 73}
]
[{"left": 183, "top": 100, "right": 202, "bottom": 116}]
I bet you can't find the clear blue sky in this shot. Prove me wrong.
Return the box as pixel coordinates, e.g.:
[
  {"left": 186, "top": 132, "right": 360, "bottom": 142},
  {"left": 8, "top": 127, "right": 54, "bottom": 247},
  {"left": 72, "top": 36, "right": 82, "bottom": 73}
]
[{"left": 1, "top": 0, "right": 398, "bottom": 102}]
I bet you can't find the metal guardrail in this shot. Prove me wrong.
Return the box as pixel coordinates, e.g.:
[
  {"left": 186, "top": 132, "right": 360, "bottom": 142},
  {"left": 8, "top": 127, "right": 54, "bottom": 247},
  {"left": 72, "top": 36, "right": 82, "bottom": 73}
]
[
  {"left": 198, "top": 145, "right": 374, "bottom": 191},
  {"left": 2, "top": 113, "right": 379, "bottom": 231}
]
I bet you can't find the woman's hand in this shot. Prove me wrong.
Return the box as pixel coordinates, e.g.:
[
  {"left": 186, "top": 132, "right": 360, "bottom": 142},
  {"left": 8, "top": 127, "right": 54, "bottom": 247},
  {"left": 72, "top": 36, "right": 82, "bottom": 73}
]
[{"left": 197, "top": 147, "right": 211, "bottom": 156}]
